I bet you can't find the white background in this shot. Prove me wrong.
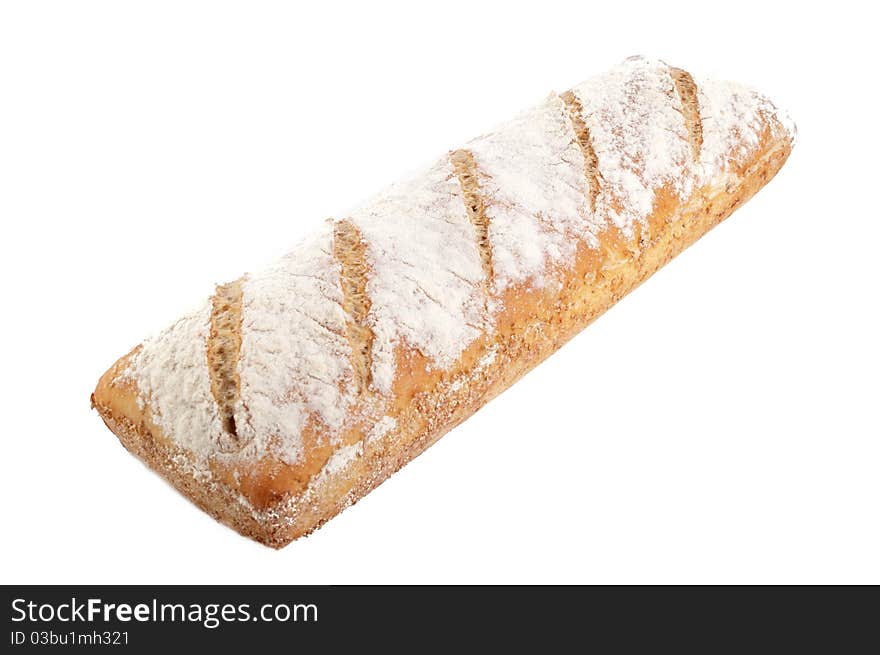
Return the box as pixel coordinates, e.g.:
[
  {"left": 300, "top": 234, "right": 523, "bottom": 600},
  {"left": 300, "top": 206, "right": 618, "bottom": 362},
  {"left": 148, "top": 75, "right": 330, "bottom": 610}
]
[{"left": 1, "top": 1, "right": 876, "bottom": 584}]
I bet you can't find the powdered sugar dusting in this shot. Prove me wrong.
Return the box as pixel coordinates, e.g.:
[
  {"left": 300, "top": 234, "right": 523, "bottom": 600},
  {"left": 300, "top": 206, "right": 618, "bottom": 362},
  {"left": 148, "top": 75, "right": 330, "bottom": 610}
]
[
  {"left": 570, "top": 56, "right": 692, "bottom": 237},
  {"left": 465, "top": 93, "right": 599, "bottom": 289},
  {"left": 236, "top": 223, "right": 354, "bottom": 464},
  {"left": 348, "top": 158, "right": 486, "bottom": 395}
]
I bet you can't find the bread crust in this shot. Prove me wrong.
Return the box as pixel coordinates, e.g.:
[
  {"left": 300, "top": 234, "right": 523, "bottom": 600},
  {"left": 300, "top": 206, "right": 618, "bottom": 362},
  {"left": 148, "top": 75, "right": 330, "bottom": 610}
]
[{"left": 92, "top": 129, "right": 791, "bottom": 548}]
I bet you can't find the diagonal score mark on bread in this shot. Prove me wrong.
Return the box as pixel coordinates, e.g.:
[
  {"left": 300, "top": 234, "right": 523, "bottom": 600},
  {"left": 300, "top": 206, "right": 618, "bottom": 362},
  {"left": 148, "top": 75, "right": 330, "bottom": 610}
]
[
  {"left": 450, "top": 148, "right": 495, "bottom": 287},
  {"left": 560, "top": 90, "right": 602, "bottom": 213},
  {"left": 670, "top": 67, "right": 704, "bottom": 160},
  {"left": 207, "top": 279, "right": 245, "bottom": 451},
  {"left": 331, "top": 219, "right": 375, "bottom": 394}
]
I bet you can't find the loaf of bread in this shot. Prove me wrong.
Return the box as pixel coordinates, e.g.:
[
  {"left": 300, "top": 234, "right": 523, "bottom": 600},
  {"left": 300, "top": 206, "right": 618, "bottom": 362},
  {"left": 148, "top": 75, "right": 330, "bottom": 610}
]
[{"left": 92, "top": 57, "right": 795, "bottom": 547}]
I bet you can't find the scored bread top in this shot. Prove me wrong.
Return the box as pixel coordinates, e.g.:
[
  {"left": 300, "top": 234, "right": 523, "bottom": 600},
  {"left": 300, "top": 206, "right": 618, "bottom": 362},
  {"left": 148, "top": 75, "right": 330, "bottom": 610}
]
[{"left": 103, "top": 56, "right": 795, "bottom": 491}]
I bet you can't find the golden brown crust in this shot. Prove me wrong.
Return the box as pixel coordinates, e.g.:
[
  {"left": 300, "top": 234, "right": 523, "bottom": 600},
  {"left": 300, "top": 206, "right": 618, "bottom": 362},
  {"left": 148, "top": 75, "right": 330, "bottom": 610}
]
[{"left": 92, "top": 130, "right": 791, "bottom": 547}]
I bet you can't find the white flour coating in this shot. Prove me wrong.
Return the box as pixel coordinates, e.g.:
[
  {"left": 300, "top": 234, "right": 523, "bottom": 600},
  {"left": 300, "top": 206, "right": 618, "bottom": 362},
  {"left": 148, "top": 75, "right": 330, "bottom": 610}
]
[
  {"left": 570, "top": 56, "right": 692, "bottom": 237},
  {"left": 236, "top": 223, "right": 354, "bottom": 465},
  {"left": 119, "top": 58, "right": 795, "bottom": 469},
  {"left": 367, "top": 416, "right": 397, "bottom": 443},
  {"left": 123, "top": 302, "right": 224, "bottom": 458},
  {"left": 322, "top": 441, "right": 364, "bottom": 477},
  {"left": 695, "top": 76, "right": 795, "bottom": 184},
  {"left": 349, "top": 157, "right": 486, "bottom": 395},
  {"left": 466, "top": 94, "right": 600, "bottom": 289},
  {"left": 449, "top": 344, "right": 498, "bottom": 393}
]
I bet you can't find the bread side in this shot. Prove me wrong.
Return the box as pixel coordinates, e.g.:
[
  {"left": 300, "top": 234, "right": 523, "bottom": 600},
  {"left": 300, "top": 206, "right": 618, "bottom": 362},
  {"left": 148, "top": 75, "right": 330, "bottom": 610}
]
[{"left": 92, "top": 57, "right": 795, "bottom": 547}]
